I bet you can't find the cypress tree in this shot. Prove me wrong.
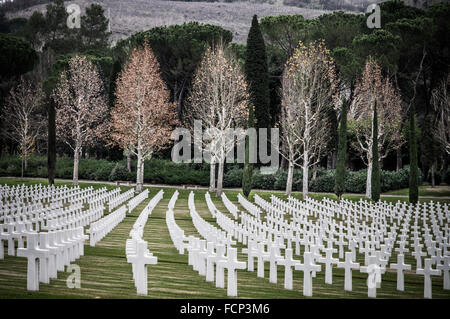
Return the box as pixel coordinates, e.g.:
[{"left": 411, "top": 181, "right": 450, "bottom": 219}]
[
  {"left": 244, "top": 15, "right": 270, "bottom": 137},
  {"left": 409, "top": 101, "right": 419, "bottom": 204},
  {"left": 371, "top": 100, "right": 381, "bottom": 202},
  {"left": 242, "top": 104, "right": 254, "bottom": 198},
  {"left": 334, "top": 99, "right": 348, "bottom": 200},
  {"left": 242, "top": 15, "right": 269, "bottom": 196}
]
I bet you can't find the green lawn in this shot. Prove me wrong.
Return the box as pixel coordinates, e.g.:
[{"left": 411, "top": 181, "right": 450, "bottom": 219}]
[
  {"left": 385, "top": 184, "right": 450, "bottom": 197},
  {"left": 0, "top": 178, "right": 449, "bottom": 299}
]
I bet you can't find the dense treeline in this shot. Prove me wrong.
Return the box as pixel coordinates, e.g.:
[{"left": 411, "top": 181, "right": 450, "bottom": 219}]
[
  {"left": 0, "top": 155, "right": 424, "bottom": 193},
  {"left": 0, "top": 0, "right": 449, "bottom": 195}
]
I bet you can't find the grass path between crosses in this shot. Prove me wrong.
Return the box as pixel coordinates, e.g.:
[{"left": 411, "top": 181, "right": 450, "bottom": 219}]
[{"left": 0, "top": 178, "right": 449, "bottom": 298}]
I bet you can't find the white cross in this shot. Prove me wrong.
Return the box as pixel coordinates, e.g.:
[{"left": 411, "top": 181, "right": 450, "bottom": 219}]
[
  {"left": 412, "top": 244, "right": 427, "bottom": 269},
  {"left": 263, "top": 243, "right": 281, "bottom": 284},
  {"left": 337, "top": 251, "right": 360, "bottom": 291},
  {"left": 208, "top": 244, "right": 227, "bottom": 288},
  {"left": 218, "top": 247, "right": 246, "bottom": 297},
  {"left": 277, "top": 248, "right": 300, "bottom": 290},
  {"left": 416, "top": 258, "right": 441, "bottom": 299},
  {"left": 256, "top": 242, "right": 269, "bottom": 278},
  {"left": 295, "top": 252, "right": 321, "bottom": 297},
  {"left": 390, "top": 253, "right": 411, "bottom": 291},
  {"left": 318, "top": 246, "right": 338, "bottom": 285},
  {"left": 127, "top": 241, "right": 157, "bottom": 295},
  {"left": 242, "top": 240, "right": 258, "bottom": 272},
  {"left": 437, "top": 256, "right": 450, "bottom": 290},
  {"left": 17, "top": 233, "right": 49, "bottom": 291},
  {"left": 205, "top": 242, "right": 217, "bottom": 282}
]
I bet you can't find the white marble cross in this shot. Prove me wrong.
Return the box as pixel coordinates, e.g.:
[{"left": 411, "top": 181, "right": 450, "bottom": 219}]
[
  {"left": 256, "top": 242, "right": 269, "bottom": 278},
  {"left": 390, "top": 253, "right": 411, "bottom": 291},
  {"left": 318, "top": 246, "right": 339, "bottom": 285},
  {"left": 242, "top": 239, "right": 258, "bottom": 272},
  {"left": 337, "top": 251, "right": 360, "bottom": 291},
  {"left": 360, "top": 255, "right": 383, "bottom": 298},
  {"left": 218, "top": 247, "right": 246, "bottom": 297},
  {"left": 205, "top": 242, "right": 217, "bottom": 282},
  {"left": 412, "top": 243, "right": 426, "bottom": 270},
  {"left": 277, "top": 248, "right": 300, "bottom": 290},
  {"left": 264, "top": 243, "right": 281, "bottom": 284},
  {"left": 127, "top": 240, "right": 158, "bottom": 295},
  {"left": 416, "top": 258, "right": 441, "bottom": 299},
  {"left": 209, "top": 244, "right": 227, "bottom": 288},
  {"left": 295, "top": 252, "right": 321, "bottom": 297},
  {"left": 17, "top": 233, "right": 49, "bottom": 291},
  {"left": 437, "top": 256, "right": 450, "bottom": 290}
]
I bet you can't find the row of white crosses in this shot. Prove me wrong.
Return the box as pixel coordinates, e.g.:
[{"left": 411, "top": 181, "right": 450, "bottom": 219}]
[
  {"left": 126, "top": 190, "right": 163, "bottom": 295},
  {"left": 0, "top": 183, "right": 134, "bottom": 292},
  {"left": 127, "top": 188, "right": 149, "bottom": 213},
  {"left": 221, "top": 192, "right": 239, "bottom": 219},
  {"left": 17, "top": 228, "right": 88, "bottom": 291},
  {"left": 88, "top": 188, "right": 121, "bottom": 210},
  {"left": 258, "top": 194, "right": 450, "bottom": 298},
  {"left": 108, "top": 189, "right": 134, "bottom": 212},
  {"left": 166, "top": 191, "right": 247, "bottom": 297},
  {"left": 200, "top": 192, "right": 237, "bottom": 246},
  {"left": 0, "top": 188, "right": 111, "bottom": 257},
  {"left": 0, "top": 184, "right": 83, "bottom": 207},
  {"left": 87, "top": 205, "right": 127, "bottom": 247},
  {"left": 0, "top": 185, "right": 99, "bottom": 217},
  {"left": 238, "top": 193, "right": 261, "bottom": 220}
]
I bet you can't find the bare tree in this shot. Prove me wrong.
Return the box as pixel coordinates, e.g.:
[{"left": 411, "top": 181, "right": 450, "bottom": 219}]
[
  {"left": 350, "top": 59, "right": 404, "bottom": 198},
  {"left": 3, "top": 78, "right": 44, "bottom": 177},
  {"left": 432, "top": 74, "right": 450, "bottom": 155},
  {"left": 185, "top": 43, "right": 248, "bottom": 196},
  {"left": 110, "top": 44, "right": 178, "bottom": 192},
  {"left": 280, "top": 40, "right": 338, "bottom": 197},
  {"left": 53, "top": 55, "right": 108, "bottom": 186}
]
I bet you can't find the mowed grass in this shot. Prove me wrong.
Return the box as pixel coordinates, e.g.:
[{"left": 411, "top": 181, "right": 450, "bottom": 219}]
[
  {"left": 0, "top": 178, "right": 449, "bottom": 299},
  {"left": 386, "top": 184, "right": 450, "bottom": 197}
]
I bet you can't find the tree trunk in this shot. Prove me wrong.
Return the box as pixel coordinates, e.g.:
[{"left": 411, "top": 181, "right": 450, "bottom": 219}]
[
  {"left": 326, "top": 153, "right": 333, "bottom": 170},
  {"left": 396, "top": 148, "right": 402, "bottom": 171},
  {"left": 286, "top": 162, "right": 294, "bottom": 196},
  {"left": 216, "top": 158, "right": 224, "bottom": 197},
  {"left": 73, "top": 147, "right": 80, "bottom": 186},
  {"left": 332, "top": 150, "right": 337, "bottom": 169},
  {"left": 21, "top": 157, "right": 24, "bottom": 178},
  {"left": 281, "top": 156, "right": 287, "bottom": 170},
  {"left": 48, "top": 98, "right": 56, "bottom": 185},
  {"left": 209, "top": 162, "right": 216, "bottom": 192},
  {"left": 312, "top": 164, "right": 317, "bottom": 181},
  {"left": 136, "top": 149, "right": 143, "bottom": 193},
  {"left": 302, "top": 157, "right": 309, "bottom": 199},
  {"left": 140, "top": 158, "right": 145, "bottom": 191},
  {"left": 431, "top": 162, "right": 435, "bottom": 188},
  {"left": 366, "top": 161, "right": 372, "bottom": 199},
  {"left": 126, "top": 149, "right": 131, "bottom": 172}
]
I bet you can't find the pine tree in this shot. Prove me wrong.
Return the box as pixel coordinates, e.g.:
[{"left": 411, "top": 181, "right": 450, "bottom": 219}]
[
  {"left": 334, "top": 99, "right": 348, "bottom": 200},
  {"left": 409, "top": 101, "right": 419, "bottom": 204},
  {"left": 245, "top": 15, "right": 270, "bottom": 138},
  {"left": 371, "top": 100, "right": 381, "bottom": 202}
]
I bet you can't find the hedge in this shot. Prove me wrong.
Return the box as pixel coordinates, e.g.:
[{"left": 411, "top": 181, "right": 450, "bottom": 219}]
[{"left": 0, "top": 155, "right": 423, "bottom": 193}]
